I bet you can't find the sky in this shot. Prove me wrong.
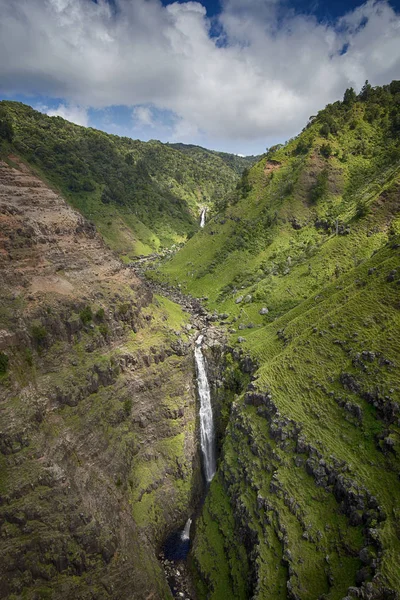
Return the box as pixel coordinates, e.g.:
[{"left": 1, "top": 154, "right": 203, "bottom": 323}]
[{"left": 1, "top": 0, "right": 400, "bottom": 155}]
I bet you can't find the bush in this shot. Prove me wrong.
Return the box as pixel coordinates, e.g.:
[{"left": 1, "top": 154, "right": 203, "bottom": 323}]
[
  {"left": 0, "top": 109, "right": 14, "bottom": 143},
  {"left": 320, "top": 123, "right": 331, "bottom": 138},
  {"left": 320, "top": 143, "right": 332, "bottom": 158},
  {"left": 79, "top": 305, "right": 93, "bottom": 325},
  {"left": 24, "top": 348, "right": 33, "bottom": 366},
  {"left": 118, "top": 303, "right": 130, "bottom": 315},
  {"left": 355, "top": 200, "right": 369, "bottom": 219},
  {"left": 0, "top": 352, "right": 9, "bottom": 374},
  {"left": 98, "top": 324, "right": 109, "bottom": 337},
  {"left": 95, "top": 307, "right": 105, "bottom": 321},
  {"left": 294, "top": 138, "right": 312, "bottom": 155},
  {"left": 31, "top": 324, "right": 47, "bottom": 344},
  {"left": 124, "top": 397, "right": 133, "bottom": 416},
  {"left": 309, "top": 168, "right": 329, "bottom": 204}
]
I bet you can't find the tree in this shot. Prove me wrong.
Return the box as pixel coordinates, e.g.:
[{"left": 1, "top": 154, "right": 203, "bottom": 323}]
[
  {"left": 0, "top": 110, "right": 14, "bottom": 142},
  {"left": 320, "top": 123, "right": 331, "bottom": 138},
  {"left": 125, "top": 152, "right": 134, "bottom": 165},
  {"left": 359, "top": 80, "right": 372, "bottom": 102},
  {"left": 343, "top": 87, "right": 356, "bottom": 105},
  {"left": 309, "top": 168, "right": 329, "bottom": 204}
]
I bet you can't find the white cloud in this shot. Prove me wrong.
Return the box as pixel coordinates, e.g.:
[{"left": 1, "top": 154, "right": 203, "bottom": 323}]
[
  {"left": 47, "top": 103, "right": 89, "bottom": 126},
  {"left": 0, "top": 0, "right": 399, "bottom": 147},
  {"left": 132, "top": 106, "right": 155, "bottom": 127}
]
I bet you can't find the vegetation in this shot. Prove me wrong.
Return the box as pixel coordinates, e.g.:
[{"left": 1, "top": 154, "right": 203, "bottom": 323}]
[
  {"left": 2, "top": 80, "right": 400, "bottom": 599},
  {"left": 0, "top": 101, "right": 257, "bottom": 256},
  {"left": 154, "top": 82, "right": 400, "bottom": 598},
  {"left": 31, "top": 323, "right": 47, "bottom": 345},
  {"left": 168, "top": 142, "right": 261, "bottom": 175},
  {"left": 0, "top": 352, "right": 9, "bottom": 375},
  {"left": 79, "top": 305, "right": 93, "bottom": 325}
]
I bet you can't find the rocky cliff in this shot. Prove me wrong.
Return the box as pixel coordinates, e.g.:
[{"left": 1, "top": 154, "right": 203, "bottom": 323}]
[{"left": 0, "top": 157, "right": 202, "bottom": 599}]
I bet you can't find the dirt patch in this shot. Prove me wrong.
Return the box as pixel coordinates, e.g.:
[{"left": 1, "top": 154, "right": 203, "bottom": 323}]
[
  {"left": 30, "top": 275, "right": 74, "bottom": 296},
  {"left": 264, "top": 160, "right": 281, "bottom": 176}
]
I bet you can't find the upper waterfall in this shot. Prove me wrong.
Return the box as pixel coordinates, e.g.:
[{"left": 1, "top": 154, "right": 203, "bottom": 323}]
[{"left": 194, "top": 335, "right": 216, "bottom": 483}]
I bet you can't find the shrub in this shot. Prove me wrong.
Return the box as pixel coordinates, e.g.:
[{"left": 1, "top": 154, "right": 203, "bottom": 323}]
[
  {"left": 0, "top": 109, "right": 14, "bottom": 143},
  {"left": 309, "top": 168, "right": 329, "bottom": 204},
  {"left": 355, "top": 200, "right": 369, "bottom": 219},
  {"left": 320, "top": 143, "right": 332, "bottom": 158},
  {"left": 24, "top": 348, "right": 33, "bottom": 366},
  {"left": 31, "top": 324, "right": 47, "bottom": 344},
  {"left": 0, "top": 352, "right": 9, "bottom": 374},
  {"left": 98, "top": 324, "right": 109, "bottom": 337},
  {"left": 79, "top": 305, "right": 93, "bottom": 325},
  {"left": 320, "top": 123, "right": 331, "bottom": 138},
  {"left": 95, "top": 307, "right": 105, "bottom": 321},
  {"left": 124, "top": 397, "right": 133, "bottom": 416},
  {"left": 294, "top": 138, "right": 312, "bottom": 155},
  {"left": 118, "top": 303, "right": 130, "bottom": 315}
]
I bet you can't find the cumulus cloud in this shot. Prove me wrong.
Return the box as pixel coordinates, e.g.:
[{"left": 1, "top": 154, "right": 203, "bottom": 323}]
[
  {"left": 0, "top": 0, "right": 399, "bottom": 146},
  {"left": 47, "top": 103, "right": 89, "bottom": 126}
]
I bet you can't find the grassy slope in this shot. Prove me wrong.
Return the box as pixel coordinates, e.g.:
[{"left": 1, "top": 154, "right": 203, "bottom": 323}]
[
  {"left": 0, "top": 101, "right": 253, "bottom": 257},
  {"left": 157, "top": 84, "right": 400, "bottom": 597}
]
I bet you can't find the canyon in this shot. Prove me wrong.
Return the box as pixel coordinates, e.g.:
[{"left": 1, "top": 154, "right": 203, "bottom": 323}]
[{"left": 1, "top": 83, "right": 400, "bottom": 599}]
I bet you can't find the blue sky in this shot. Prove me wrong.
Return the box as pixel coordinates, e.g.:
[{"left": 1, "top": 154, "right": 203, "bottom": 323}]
[
  {"left": 162, "top": 0, "right": 400, "bottom": 20},
  {"left": 1, "top": 0, "right": 400, "bottom": 154}
]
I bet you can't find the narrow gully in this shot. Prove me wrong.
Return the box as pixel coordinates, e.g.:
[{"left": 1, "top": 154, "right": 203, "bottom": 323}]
[{"left": 161, "top": 332, "right": 216, "bottom": 598}]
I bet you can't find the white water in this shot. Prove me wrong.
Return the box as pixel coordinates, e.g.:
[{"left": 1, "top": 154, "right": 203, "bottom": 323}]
[
  {"left": 180, "top": 517, "right": 192, "bottom": 541},
  {"left": 194, "top": 335, "right": 216, "bottom": 482},
  {"left": 200, "top": 208, "right": 206, "bottom": 228}
]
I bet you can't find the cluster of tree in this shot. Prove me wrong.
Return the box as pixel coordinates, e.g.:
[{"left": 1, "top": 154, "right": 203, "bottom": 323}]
[
  {"left": 314, "top": 80, "right": 400, "bottom": 145},
  {"left": 0, "top": 101, "right": 250, "bottom": 237}
]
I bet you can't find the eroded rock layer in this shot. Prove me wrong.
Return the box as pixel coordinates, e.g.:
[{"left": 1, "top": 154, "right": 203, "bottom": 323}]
[{"left": 0, "top": 158, "right": 200, "bottom": 599}]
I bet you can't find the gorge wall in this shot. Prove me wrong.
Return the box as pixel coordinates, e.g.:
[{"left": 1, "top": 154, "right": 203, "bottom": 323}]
[{"left": 0, "top": 157, "right": 203, "bottom": 599}]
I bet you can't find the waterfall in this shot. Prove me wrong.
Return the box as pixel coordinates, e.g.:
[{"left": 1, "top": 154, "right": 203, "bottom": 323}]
[
  {"left": 180, "top": 518, "right": 192, "bottom": 541},
  {"left": 194, "top": 335, "right": 216, "bottom": 483},
  {"left": 200, "top": 208, "right": 206, "bottom": 228}
]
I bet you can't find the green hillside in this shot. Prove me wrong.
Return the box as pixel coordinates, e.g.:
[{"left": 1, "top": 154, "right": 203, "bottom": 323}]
[
  {"left": 155, "top": 82, "right": 400, "bottom": 598},
  {"left": 168, "top": 142, "right": 261, "bottom": 175},
  {"left": 0, "top": 101, "right": 255, "bottom": 260}
]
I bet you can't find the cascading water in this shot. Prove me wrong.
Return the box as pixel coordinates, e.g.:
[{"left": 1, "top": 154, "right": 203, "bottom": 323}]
[
  {"left": 200, "top": 208, "right": 206, "bottom": 228},
  {"left": 181, "top": 518, "right": 192, "bottom": 541},
  {"left": 162, "top": 335, "right": 215, "bottom": 570},
  {"left": 194, "top": 335, "right": 216, "bottom": 483}
]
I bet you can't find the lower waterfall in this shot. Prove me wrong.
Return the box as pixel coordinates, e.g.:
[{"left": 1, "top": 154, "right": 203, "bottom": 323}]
[{"left": 194, "top": 334, "right": 216, "bottom": 483}]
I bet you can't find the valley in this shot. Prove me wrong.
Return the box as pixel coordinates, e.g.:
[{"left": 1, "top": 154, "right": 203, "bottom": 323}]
[{"left": 0, "top": 81, "right": 400, "bottom": 600}]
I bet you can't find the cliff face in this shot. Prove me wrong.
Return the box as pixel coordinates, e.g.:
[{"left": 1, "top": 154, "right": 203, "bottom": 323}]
[{"left": 0, "top": 157, "right": 201, "bottom": 599}]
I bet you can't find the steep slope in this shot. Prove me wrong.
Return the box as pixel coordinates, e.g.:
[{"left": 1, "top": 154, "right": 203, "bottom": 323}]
[
  {"left": 0, "top": 157, "right": 202, "bottom": 599},
  {"left": 0, "top": 101, "right": 254, "bottom": 259},
  {"left": 155, "top": 82, "right": 400, "bottom": 598}
]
